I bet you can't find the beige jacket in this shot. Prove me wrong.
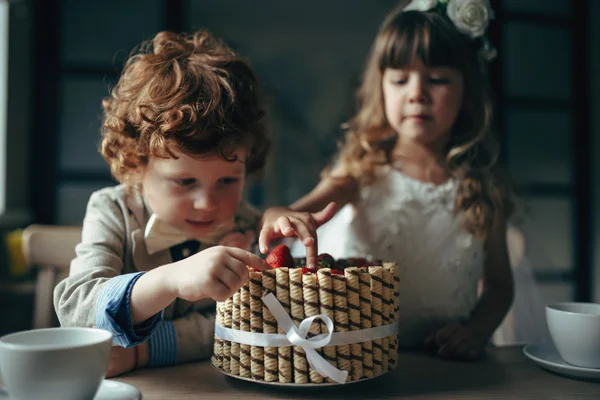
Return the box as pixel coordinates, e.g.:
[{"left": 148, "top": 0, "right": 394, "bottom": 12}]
[{"left": 53, "top": 184, "right": 260, "bottom": 364}]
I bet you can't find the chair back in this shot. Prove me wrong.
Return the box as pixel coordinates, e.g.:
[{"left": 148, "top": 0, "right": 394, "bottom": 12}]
[{"left": 21, "top": 224, "right": 82, "bottom": 329}]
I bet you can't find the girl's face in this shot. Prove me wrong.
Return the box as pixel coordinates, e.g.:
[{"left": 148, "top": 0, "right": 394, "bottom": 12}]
[
  {"left": 141, "top": 149, "right": 246, "bottom": 239},
  {"left": 382, "top": 59, "right": 464, "bottom": 151}
]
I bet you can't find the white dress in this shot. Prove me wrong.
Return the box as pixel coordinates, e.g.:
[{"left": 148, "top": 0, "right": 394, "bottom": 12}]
[{"left": 292, "top": 166, "right": 486, "bottom": 348}]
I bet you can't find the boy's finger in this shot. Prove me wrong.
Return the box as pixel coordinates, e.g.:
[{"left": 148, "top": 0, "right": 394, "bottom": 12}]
[
  {"left": 219, "top": 264, "right": 246, "bottom": 292},
  {"left": 228, "top": 247, "right": 271, "bottom": 271},
  {"left": 311, "top": 202, "right": 339, "bottom": 226}
]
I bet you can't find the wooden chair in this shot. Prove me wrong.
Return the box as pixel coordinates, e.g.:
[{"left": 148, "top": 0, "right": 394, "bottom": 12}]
[{"left": 21, "top": 224, "right": 82, "bottom": 329}]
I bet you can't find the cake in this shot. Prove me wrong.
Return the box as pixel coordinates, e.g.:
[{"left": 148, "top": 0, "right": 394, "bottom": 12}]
[{"left": 212, "top": 245, "right": 400, "bottom": 384}]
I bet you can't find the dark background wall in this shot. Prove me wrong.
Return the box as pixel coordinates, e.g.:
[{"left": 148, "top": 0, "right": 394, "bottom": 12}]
[{"left": 1, "top": 0, "right": 598, "bottom": 334}]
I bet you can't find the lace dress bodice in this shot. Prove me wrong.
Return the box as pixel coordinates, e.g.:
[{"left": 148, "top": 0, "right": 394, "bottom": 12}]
[{"left": 292, "top": 167, "right": 485, "bottom": 347}]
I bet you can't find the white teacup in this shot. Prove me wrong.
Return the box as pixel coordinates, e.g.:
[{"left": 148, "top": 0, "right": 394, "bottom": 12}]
[
  {"left": 546, "top": 302, "right": 600, "bottom": 369},
  {"left": 0, "top": 327, "right": 112, "bottom": 400}
]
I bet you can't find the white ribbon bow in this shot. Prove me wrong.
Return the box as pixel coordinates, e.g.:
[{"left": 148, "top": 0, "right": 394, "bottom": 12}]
[
  {"left": 262, "top": 292, "right": 349, "bottom": 384},
  {"left": 215, "top": 292, "right": 400, "bottom": 384}
]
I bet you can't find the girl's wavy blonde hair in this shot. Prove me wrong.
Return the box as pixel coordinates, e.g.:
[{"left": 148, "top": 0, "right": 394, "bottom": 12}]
[
  {"left": 330, "top": 8, "right": 513, "bottom": 238},
  {"left": 101, "top": 30, "right": 270, "bottom": 187}
]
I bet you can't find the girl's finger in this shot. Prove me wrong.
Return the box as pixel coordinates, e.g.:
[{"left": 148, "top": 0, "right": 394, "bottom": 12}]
[
  {"left": 455, "top": 340, "right": 481, "bottom": 361},
  {"left": 304, "top": 242, "right": 318, "bottom": 271},
  {"left": 424, "top": 334, "right": 435, "bottom": 347},
  {"left": 438, "top": 332, "right": 468, "bottom": 358},
  {"left": 258, "top": 226, "right": 274, "bottom": 254},
  {"left": 277, "top": 216, "right": 295, "bottom": 237},
  {"left": 435, "top": 323, "right": 461, "bottom": 347},
  {"left": 288, "top": 217, "right": 315, "bottom": 245},
  {"left": 311, "top": 202, "right": 339, "bottom": 226},
  {"left": 286, "top": 217, "right": 318, "bottom": 269}
]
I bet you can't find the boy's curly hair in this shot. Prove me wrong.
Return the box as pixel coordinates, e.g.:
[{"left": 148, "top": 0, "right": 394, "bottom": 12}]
[{"left": 100, "top": 30, "right": 270, "bottom": 186}]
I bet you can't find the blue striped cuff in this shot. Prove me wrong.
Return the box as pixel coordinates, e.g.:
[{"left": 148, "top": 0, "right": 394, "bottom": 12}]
[
  {"left": 148, "top": 320, "right": 178, "bottom": 366},
  {"left": 96, "top": 272, "right": 163, "bottom": 347}
]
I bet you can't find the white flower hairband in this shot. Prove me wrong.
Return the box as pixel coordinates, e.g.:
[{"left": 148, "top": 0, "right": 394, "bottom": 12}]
[{"left": 403, "top": 0, "right": 497, "bottom": 61}]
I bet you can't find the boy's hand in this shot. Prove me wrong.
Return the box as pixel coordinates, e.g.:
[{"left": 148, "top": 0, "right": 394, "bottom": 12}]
[
  {"left": 168, "top": 246, "right": 270, "bottom": 303},
  {"left": 424, "top": 323, "right": 487, "bottom": 361},
  {"left": 107, "top": 346, "right": 135, "bottom": 377},
  {"left": 106, "top": 342, "right": 149, "bottom": 378},
  {"left": 258, "top": 202, "right": 338, "bottom": 269}
]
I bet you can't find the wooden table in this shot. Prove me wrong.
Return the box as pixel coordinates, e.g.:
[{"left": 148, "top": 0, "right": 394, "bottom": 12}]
[{"left": 116, "top": 347, "right": 600, "bottom": 399}]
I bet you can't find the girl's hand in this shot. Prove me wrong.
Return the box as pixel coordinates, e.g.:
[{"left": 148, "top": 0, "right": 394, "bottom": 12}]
[
  {"left": 106, "top": 342, "right": 149, "bottom": 378},
  {"left": 258, "top": 202, "right": 338, "bottom": 269},
  {"left": 424, "top": 323, "right": 487, "bottom": 361},
  {"left": 168, "top": 246, "right": 270, "bottom": 303}
]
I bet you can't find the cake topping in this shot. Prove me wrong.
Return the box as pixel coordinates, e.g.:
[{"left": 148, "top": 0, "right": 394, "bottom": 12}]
[{"left": 266, "top": 244, "right": 295, "bottom": 269}]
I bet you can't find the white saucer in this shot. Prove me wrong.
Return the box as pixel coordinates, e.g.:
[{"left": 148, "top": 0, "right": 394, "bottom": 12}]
[
  {"left": 523, "top": 343, "right": 600, "bottom": 381},
  {"left": 96, "top": 380, "right": 141, "bottom": 400},
  {"left": 0, "top": 379, "right": 141, "bottom": 399}
]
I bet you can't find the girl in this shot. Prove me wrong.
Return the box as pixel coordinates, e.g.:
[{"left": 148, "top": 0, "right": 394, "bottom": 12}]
[
  {"left": 265, "top": 0, "right": 514, "bottom": 360},
  {"left": 53, "top": 30, "right": 334, "bottom": 377}
]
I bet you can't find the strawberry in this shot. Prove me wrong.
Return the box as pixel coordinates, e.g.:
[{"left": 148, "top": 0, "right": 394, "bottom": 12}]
[
  {"left": 266, "top": 244, "right": 294, "bottom": 269},
  {"left": 331, "top": 269, "right": 344, "bottom": 275},
  {"left": 332, "top": 260, "right": 345, "bottom": 271},
  {"left": 348, "top": 257, "right": 369, "bottom": 267},
  {"left": 317, "top": 253, "right": 335, "bottom": 269},
  {"left": 301, "top": 267, "right": 313, "bottom": 275},
  {"left": 305, "top": 264, "right": 318, "bottom": 272}
]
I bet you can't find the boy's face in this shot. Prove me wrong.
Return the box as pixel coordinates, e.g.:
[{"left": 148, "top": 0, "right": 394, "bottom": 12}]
[{"left": 142, "top": 148, "right": 246, "bottom": 240}]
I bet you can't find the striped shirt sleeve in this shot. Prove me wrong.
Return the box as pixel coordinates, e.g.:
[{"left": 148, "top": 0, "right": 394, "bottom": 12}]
[
  {"left": 95, "top": 272, "right": 179, "bottom": 366},
  {"left": 95, "top": 272, "right": 163, "bottom": 347}
]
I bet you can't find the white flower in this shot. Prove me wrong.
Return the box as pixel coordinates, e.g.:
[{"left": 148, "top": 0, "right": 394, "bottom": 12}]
[
  {"left": 446, "top": 0, "right": 494, "bottom": 38},
  {"left": 404, "top": 0, "right": 438, "bottom": 12}
]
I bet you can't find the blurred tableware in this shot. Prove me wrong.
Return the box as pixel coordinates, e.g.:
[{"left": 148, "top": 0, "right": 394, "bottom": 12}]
[
  {"left": 0, "top": 327, "right": 112, "bottom": 400},
  {"left": 546, "top": 302, "right": 600, "bottom": 369}
]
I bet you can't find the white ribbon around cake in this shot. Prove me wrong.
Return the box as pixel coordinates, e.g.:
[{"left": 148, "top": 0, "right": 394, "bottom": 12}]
[{"left": 214, "top": 292, "right": 399, "bottom": 384}]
